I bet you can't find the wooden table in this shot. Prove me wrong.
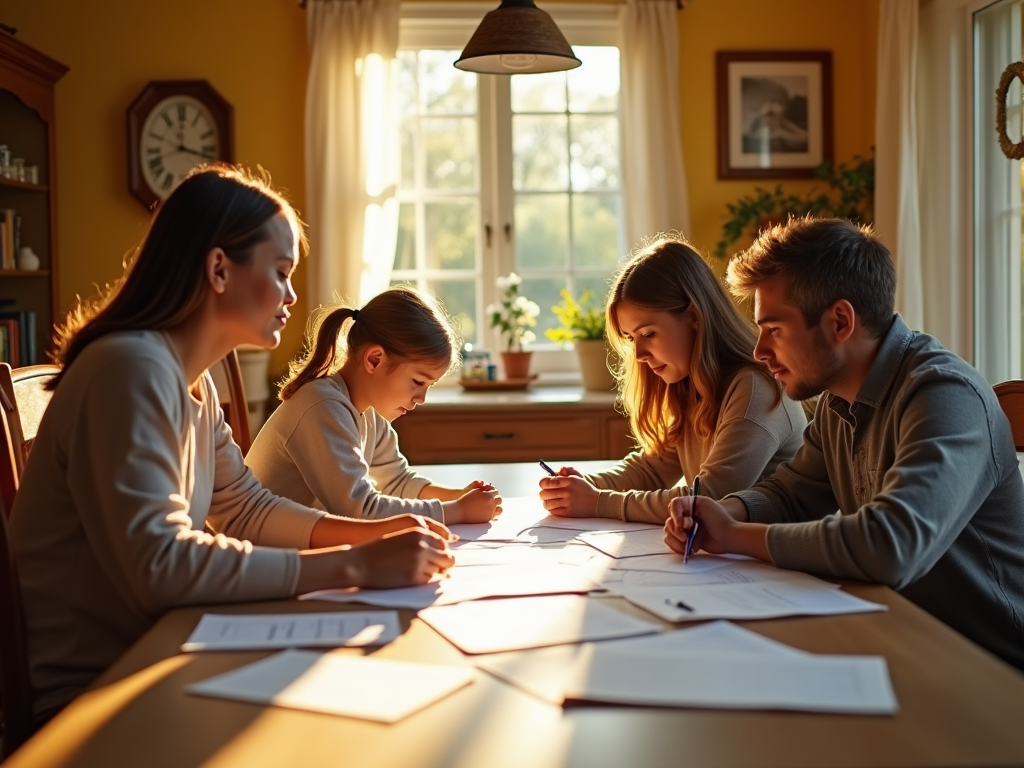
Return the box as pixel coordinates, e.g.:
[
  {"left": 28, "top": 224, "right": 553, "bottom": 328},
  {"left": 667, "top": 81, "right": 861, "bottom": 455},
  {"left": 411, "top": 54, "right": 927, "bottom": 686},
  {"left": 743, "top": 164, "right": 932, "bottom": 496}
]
[{"left": 9, "top": 463, "right": 1024, "bottom": 768}]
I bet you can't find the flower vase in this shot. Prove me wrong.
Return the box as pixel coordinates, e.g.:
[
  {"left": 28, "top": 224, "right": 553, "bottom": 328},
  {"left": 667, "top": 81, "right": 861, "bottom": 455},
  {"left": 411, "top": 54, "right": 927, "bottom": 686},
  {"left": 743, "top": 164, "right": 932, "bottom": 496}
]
[
  {"left": 574, "top": 339, "right": 616, "bottom": 391},
  {"left": 501, "top": 351, "right": 532, "bottom": 380}
]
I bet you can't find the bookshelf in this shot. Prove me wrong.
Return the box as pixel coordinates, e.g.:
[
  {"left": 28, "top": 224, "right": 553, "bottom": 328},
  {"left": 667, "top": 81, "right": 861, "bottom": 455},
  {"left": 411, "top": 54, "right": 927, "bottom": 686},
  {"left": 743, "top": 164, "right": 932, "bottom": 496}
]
[{"left": 0, "top": 31, "right": 67, "bottom": 366}]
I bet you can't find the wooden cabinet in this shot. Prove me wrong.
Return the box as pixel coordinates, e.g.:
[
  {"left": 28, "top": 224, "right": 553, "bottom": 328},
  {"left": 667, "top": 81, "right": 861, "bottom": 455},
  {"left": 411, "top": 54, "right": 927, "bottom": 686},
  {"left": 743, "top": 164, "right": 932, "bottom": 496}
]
[
  {"left": 0, "top": 32, "right": 67, "bottom": 365},
  {"left": 393, "top": 388, "right": 635, "bottom": 464}
]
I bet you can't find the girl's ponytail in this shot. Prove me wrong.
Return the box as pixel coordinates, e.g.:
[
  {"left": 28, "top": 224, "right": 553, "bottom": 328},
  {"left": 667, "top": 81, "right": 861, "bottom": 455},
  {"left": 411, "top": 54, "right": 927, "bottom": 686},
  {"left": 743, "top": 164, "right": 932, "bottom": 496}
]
[{"left": 279, "top": 306, "right": 357, "bottom": 400}]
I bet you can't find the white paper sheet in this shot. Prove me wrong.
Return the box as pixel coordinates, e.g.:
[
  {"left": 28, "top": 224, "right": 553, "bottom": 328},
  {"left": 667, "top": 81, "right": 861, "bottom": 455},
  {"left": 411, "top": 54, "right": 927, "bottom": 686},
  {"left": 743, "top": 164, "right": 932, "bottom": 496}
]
[
  {"left": 419, "top": 594, "right": 662, "bottom": 654},
  {"left": 475, "top": 620, "right": 807, "bottom": 705},
  {"left": 181, "top": 612, "right": 400, "bottom": 652},
  {"left": 187, "top": 650, "right": 475, "bottom": 723},
  {"left": 451, "top": 541, "right": 599, "bottom": 568},
  {"left": 566, "top": 646, "right": 898, "bottom": 715},
  {"left": 576, "top": 528, "right": 676, "bottom": 558},
  {"left": 621, "top": 581, "right": 887, "bottom": 622},
  {"left": 598, "top": 561, "right": 842, "bottom": 595},
  {"left": 301, "top": 564, "right": 601, "bottom": 610}
]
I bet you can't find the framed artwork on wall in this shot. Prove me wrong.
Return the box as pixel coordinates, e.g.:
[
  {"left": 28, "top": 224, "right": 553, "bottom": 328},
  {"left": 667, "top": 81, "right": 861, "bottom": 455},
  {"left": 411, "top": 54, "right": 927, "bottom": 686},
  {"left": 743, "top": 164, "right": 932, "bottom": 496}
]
[{"left": 716, "top": 50, "right": 833, "bottom": 179}]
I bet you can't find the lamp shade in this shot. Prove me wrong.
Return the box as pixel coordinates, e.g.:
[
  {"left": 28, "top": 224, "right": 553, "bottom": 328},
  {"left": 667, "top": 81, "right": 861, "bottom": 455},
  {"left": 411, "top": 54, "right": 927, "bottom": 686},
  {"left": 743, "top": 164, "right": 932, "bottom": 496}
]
[{"left": 455, "top": 0, "right": 582, "bottom": 75}]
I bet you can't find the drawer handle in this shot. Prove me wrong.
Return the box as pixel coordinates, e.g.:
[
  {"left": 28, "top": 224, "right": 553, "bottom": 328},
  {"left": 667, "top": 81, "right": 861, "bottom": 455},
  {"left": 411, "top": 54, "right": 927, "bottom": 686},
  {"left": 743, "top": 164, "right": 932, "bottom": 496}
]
[{"left": 483, "top": 431, "right": 515, "bottom": 440}]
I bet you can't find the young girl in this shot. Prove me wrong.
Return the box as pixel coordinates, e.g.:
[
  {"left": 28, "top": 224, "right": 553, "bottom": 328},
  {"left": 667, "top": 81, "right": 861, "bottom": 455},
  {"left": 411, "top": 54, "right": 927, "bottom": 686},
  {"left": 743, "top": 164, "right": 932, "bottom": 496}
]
[
  {"left": 9, "top": 166, "right": 454, "bottom": 728},
  {"left": 539, "top": 235, "right": 807, "bottom": 523},
  {"left": 245, "top": 287, "right": 502, "bottom": 525}
]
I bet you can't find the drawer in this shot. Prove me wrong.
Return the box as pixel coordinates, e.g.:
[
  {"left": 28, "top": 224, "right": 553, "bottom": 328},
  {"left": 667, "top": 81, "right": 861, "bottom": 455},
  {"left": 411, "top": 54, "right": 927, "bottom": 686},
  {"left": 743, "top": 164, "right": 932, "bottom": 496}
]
[{"left": 396, "top": 415, "right": 602, "bottom": 463}]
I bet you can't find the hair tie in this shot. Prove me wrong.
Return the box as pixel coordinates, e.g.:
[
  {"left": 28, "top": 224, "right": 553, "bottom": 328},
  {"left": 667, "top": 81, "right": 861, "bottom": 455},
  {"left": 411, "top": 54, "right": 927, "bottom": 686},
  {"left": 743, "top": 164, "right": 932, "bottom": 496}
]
[{"left": 351, "top": 309, "right": 359, "bottom": 321}]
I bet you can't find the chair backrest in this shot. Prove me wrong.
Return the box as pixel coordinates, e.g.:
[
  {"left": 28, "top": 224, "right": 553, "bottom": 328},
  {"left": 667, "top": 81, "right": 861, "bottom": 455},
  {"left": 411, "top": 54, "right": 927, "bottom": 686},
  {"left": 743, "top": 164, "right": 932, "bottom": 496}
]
[
  {"left": 994, "top": 380, "right": 1024, "bottom": 451},
  {"left": 0, "top": 390, "right": 20, "bottom": 518},
  {"left": 6, "top": 365, "right": 59, "bottom": 476},
  {"left": 218, "top": 351, "right": 252, "bottom": 456},
  {"left": 0, "top": 415, "right": 34, "bottom": 758}
]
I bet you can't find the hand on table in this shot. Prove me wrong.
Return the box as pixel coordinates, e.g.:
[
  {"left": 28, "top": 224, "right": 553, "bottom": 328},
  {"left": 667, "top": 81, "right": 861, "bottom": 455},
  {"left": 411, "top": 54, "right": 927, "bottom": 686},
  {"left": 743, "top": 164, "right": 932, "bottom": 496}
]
[
  {"left": 373, "top": 513, "right": 456, "bottom": 542},
  {"left": 539, "top": 467, "right": 598, "bottom": 517},
  {"left": 665, "top": 495, "right": 736, "bottom": 556},
  {"left": 349, "top": 526, "right": 455, "bottom": 587},
  {"left": 444, "top": 485, "right": 502, "bottom": 524}
]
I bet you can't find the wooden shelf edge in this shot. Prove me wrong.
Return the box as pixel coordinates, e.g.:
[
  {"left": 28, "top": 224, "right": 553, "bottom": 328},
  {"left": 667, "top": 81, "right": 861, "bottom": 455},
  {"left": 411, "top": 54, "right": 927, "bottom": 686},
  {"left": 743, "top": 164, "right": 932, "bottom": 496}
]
[
  {"left": 0, "top": 269, "right": 50, "bottom": 277},
  {"left": 0, "top": 177, "right": 47, "bottom": 192}
]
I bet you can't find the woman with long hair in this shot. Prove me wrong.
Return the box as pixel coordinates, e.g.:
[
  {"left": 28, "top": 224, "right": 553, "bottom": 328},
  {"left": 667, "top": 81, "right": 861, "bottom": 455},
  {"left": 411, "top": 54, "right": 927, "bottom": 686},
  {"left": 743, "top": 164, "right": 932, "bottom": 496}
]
[
  {"left": 539, "top": 235, "right": 806, "bottom": 523},
  {"left": 10, "top": 165, "right": 454, "bottom": 728},
  {"left": 245, "top": 287, "right": 501, "bottom": 524}
]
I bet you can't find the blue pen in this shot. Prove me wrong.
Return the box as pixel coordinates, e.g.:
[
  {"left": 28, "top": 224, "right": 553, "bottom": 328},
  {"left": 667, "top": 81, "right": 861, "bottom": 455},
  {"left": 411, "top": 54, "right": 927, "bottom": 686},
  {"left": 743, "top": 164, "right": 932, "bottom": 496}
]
[
  {"left": 538, "top": 460, "right": 556, "bottom": 476},
  {"left": 683, "top": 476, "right": 701, "bottom": 563}
]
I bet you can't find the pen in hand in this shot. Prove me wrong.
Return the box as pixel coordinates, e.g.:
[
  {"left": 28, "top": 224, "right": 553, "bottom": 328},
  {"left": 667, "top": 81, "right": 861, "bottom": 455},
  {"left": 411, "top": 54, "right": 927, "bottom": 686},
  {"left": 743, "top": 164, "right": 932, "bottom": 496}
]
[
  {"left": 539, "top": 460, "right": 556, "bottom": 476},
  {"left": 683, "top": 476, "right": 701, "bottom": 564}
]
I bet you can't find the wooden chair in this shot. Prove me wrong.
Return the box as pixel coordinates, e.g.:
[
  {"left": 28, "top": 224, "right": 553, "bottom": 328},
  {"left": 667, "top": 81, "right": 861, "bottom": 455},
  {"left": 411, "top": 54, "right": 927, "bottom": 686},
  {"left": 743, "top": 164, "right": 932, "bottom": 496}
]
[
  {"left": 3, "top": 364, "right": 59, "bottom": 479},
  {"left": 217, "top": 351, "right": 252, "bottom": 457},
  {"left": 0, "top": 415, "right": 33, "bottom": 758},
  {"left": 994, "top": 380, "right": 1024, "bottom": 451}
]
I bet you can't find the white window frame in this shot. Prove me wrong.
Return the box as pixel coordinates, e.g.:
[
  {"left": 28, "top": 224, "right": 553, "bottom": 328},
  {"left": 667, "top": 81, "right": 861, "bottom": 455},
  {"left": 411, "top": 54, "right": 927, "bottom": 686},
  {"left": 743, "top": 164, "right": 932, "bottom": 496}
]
[{"left": 399, "top": 3, "right": 623, "bottom": 377}]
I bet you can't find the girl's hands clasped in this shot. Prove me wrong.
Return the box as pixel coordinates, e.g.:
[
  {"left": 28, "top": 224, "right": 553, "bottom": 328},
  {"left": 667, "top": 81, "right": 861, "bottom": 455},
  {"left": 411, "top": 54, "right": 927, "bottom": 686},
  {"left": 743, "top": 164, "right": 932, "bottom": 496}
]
[{"left": 538, "top": 466, "right": 599, "bottom": 517}]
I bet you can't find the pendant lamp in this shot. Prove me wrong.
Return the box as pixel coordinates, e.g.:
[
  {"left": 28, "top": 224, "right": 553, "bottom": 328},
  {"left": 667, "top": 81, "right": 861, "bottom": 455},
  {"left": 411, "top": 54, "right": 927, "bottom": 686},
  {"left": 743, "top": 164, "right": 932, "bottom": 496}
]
[{"left": 455, "top": 0, "right": 582, "bottom": 75}]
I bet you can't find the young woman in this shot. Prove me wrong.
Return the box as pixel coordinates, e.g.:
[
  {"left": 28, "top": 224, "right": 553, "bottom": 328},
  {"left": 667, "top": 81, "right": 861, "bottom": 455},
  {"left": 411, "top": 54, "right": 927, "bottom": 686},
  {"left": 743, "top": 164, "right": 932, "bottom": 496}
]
[
  {"left": 539, "top": 235, "right": 807, "bottom": 523},
  {"left": 9, "top": 165, "right": 454, "bottom": 727},
  {"left": 245, "top": 288, "right": 501, "bottom": 525}
]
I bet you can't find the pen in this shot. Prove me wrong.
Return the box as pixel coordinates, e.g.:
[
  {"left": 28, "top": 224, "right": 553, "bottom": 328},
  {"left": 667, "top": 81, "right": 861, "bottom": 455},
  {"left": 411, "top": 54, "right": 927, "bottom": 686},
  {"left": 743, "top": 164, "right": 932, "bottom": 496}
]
[
  {"left": 538, "top": 460, "right": 556, "bottom": 476},
  {"left": 683, "top": 476, "right": 700, "bottom": 564},
  {"left": 664, "top": 597, "right": 694, "bottom": 612}
]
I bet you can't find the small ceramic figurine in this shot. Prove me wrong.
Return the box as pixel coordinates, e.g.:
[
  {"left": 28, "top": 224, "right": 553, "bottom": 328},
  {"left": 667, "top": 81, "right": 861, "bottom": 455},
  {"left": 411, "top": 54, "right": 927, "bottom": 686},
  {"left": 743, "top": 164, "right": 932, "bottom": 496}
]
[{"left": 17, "top": 246, "right": 40, "bottom": 271}]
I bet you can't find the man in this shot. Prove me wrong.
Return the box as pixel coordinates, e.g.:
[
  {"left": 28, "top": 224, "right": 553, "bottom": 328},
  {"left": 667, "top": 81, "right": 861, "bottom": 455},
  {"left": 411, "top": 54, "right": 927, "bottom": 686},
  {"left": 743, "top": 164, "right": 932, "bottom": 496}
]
[{"left": 666, "top": 216, "right": 1024, "bottom": 671}]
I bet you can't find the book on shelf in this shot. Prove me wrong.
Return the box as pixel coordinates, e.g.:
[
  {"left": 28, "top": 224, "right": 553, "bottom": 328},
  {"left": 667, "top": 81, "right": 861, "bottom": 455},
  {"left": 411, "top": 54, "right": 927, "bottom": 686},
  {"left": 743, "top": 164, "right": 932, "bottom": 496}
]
[
  {"left": 0, "top": 208, "right": 15, "bottom": 269},
  {"left": 0, "top": 310, "right": 37, "bottom": 366}
]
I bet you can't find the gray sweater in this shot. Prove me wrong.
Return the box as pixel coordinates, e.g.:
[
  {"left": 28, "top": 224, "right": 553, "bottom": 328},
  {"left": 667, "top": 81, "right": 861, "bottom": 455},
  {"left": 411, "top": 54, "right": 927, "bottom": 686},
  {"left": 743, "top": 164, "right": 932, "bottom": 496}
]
[
  {"left": 10, "top": 331, "right": 325, "bottom": 718},
  {"left": 587, "top": 367, "right": 806, "bottom": 523},
  {"left": 734, "top": 315, "right": 1024, "bottom": 670}
]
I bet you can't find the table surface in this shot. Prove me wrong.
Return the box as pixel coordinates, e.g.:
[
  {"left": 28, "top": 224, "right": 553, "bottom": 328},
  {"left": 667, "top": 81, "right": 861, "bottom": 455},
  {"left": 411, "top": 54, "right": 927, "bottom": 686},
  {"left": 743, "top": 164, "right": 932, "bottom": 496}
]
[{"left": 9, "top": 463, "right": 1024, "bottom": 768}]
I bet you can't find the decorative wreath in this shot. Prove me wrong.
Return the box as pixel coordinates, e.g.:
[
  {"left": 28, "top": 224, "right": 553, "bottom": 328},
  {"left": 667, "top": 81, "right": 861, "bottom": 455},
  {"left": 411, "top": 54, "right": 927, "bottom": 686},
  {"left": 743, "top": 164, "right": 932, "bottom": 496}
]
[{"left": 997, "top": 62, "right": 1024, "bottom": 160}]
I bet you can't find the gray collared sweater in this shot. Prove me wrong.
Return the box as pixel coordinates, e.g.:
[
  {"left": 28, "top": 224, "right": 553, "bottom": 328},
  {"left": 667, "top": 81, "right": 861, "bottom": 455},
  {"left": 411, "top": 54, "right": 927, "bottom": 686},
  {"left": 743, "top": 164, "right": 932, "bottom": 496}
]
[{"left": 733, "top": 315, "right": 1024, "bottom": 671}]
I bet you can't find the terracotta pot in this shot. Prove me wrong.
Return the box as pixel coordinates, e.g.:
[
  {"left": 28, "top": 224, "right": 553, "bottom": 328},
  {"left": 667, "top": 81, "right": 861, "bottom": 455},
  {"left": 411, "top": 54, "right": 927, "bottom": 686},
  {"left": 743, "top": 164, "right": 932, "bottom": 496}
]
[
  {"left": 575, "top": 339, "right": 616, "bottom": 391},
  {"left": 500, "top": 351, "right": 532, "bottom": 379}
]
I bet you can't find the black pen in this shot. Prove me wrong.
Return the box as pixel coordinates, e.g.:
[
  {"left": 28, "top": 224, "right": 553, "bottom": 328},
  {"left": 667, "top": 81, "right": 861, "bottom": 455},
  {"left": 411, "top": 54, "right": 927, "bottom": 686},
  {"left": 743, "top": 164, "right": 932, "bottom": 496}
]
[
  {"left": 664, "top": 598, "right": 694, "bottom": 612},
  {"left": 683, "top": 476, "right": 701, "bottom": 564},
  {"left": 539, "top": 460, "right": 556, "bottom": 476}
]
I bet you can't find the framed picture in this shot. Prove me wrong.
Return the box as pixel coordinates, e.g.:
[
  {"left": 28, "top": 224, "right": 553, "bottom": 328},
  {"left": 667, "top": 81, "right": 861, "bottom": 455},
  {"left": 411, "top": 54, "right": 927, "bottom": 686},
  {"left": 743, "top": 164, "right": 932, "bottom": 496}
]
[{"left": 716, "top": 50, "right": 833, "bottom": 179}]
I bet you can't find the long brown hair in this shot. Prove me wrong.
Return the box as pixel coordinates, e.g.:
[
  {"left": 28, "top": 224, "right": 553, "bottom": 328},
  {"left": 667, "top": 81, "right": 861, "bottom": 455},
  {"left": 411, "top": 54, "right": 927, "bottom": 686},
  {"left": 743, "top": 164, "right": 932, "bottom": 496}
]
[
  {"left": 279, "top": 286, "right": 459, "bottom": 400},
  {"left": 608, "top": 235, "right": 777, "bottom": 456},
  {"left": 48, "top": 164, "right": 304, "bottom": 390}
]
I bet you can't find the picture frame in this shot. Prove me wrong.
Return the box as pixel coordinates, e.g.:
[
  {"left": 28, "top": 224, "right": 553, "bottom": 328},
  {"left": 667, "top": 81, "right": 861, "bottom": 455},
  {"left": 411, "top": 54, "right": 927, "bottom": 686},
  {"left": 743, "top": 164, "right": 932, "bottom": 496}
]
[{"left": 716, "top": 50, "right": 833, "bottom": 179}]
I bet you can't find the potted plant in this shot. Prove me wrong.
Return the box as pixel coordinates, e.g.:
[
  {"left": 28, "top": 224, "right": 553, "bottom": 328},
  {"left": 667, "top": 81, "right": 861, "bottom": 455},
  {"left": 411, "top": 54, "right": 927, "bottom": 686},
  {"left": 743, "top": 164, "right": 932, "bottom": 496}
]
[
  {"left": 546, "top": 288, "right": 616, "bottom": 392},
  {"left": 486, "top": 273, "right": 540, "bottom": 379},
  {"left": 714, "top": 154, "right": 875, "bottom": 259}
]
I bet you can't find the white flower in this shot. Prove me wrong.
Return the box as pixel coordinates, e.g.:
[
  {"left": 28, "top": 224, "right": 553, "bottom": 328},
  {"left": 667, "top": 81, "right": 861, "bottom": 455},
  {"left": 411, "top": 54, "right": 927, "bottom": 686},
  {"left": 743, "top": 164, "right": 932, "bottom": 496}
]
[
  {"left": 485, "top": 303, "right": 499, "bottom": 316},
  {"left": 522, "top": 330, "right": 536, "bottom": 344},
  {"left": 513, "top": 295, "right": 529, "bottom": 310},
  {"left": 524, "top": 300, "right": 540, "bottom": 317},
  {"left": 507, "top": 272, "right": 522, "bottom": 286}
]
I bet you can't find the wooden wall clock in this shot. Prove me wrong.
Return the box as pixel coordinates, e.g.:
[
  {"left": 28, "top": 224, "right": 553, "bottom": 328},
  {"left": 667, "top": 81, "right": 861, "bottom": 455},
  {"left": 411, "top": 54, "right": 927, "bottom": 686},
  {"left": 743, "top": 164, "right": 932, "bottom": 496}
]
[{"left": 126, "top": 79, "right": 234, "bottom": 208}]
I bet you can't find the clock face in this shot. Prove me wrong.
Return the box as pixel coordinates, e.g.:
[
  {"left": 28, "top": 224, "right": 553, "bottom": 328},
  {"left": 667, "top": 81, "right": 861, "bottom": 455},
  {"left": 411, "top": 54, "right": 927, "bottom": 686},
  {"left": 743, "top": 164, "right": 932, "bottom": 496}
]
[{"left": 139, "top": 95, "right": 220, "bottom": 199}]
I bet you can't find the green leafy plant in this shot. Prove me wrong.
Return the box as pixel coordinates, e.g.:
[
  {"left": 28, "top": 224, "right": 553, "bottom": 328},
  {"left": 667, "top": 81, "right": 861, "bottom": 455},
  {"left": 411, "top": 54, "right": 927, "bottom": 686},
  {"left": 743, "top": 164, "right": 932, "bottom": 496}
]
[
  {"left": 545, "top": 288, "right": 607, "bottom": 344},
  {"left": 486, "top": 273, "right": 540, "bottom": 352},
  {"left": 714, "top": 154, "right": 875, "bottom": 259}
]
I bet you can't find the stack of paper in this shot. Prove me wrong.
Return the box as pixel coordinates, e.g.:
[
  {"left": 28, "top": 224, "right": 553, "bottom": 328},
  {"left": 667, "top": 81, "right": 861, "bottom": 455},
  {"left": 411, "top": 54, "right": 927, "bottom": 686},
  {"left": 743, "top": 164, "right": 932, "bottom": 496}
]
[
  {"left": 476, "top": 620, "right": 898, "bottom": 715},
  {"left": 188, "top": 650, "right": 475, "bottom": 723},
  {"left": 620, "top": 579, "right": 887, "bottom": 622}
]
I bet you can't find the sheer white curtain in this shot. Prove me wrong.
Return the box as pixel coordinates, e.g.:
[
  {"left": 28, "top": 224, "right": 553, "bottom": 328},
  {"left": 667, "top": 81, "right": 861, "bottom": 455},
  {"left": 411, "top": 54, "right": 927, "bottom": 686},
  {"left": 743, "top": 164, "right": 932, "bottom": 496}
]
[
  {"left": 875, "top": 0, "right": 924, "bottom": 330},
  {"left": 304, "top": 0, "right": 400, "bottom": 309},
  {"left": 619, "top": 0, "right": 691, "bottom": 245}
]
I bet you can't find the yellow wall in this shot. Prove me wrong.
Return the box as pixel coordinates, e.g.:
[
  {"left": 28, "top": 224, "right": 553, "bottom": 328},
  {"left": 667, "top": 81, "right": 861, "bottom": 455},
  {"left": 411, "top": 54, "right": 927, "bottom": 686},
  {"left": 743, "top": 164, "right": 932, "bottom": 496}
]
[
  {"left": 2, "top": 0, "right": 309, "bottom": 374},
  {"left": 679, "top": 0, "right": 878, "bottom": 263},
  {"left": 4, "top": 0, "right": 877, "bottom": 373}
]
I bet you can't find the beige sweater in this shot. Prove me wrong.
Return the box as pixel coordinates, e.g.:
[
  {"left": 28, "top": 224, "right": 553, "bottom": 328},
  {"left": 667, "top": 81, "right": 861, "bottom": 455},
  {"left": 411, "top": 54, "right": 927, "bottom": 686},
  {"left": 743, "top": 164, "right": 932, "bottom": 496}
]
[
  {"left": 245, "top": 374, "right": 444, "bottom": 522},
  {"left": 587, "top": 368, "right": 807, "bottom": 523},
  {"left": 9, "top": 331, "right": 326, "bottom": 719}
]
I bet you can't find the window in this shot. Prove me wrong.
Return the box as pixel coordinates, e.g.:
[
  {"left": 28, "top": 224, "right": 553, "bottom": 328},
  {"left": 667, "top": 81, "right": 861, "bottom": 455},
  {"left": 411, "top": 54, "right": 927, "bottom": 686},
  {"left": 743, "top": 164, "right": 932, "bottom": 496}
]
[{"left": 393, "top": 7, "right": 623, "bottom": 366}]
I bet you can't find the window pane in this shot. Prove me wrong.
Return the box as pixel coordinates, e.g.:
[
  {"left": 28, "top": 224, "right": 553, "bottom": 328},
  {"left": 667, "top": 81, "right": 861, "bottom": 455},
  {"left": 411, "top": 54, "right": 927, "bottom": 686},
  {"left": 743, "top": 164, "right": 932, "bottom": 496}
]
[
  {"left": 520, "top": 275, "right": 569, "bottom": 341},
  {"left": 513, "top": 115, "right": 568, "bottom": 191},
  {"left": 511, "top": 71, "right": 567, "bottom": 113},
  {"left": 398, "top": 51, "right": 418, "bottom": 116},
  {"left": 575, "top": 274, "right": 613, "bottom": 310},
  {"left": 516, "top": 194, "right": 569, "bottom": 269},
  {"left": 568, "top": 47, "right": 620, "bottom": 112},
  {"left": 425, "top": 117, "right": 476, "bottom": 189},
  {"left": 572, "top": 194, "right": 621, "bottom": 268},
  {"left": 419, "top": 50, "right": 476, "bottom": 114},
  {"left": 400, "top": 120, "right": 414, "bottom": 188},
  {"left": 428, "top": 278, "right": 477, "bottom": 345},
  {"left": 425, "top": 200, "right": 477, "bottom": 270},
  {"left": 570, "top": 115, "right": 620, "bottom": 190},
  {"left": 394, "top": 202, "right": 416, "bottom": 270}
]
